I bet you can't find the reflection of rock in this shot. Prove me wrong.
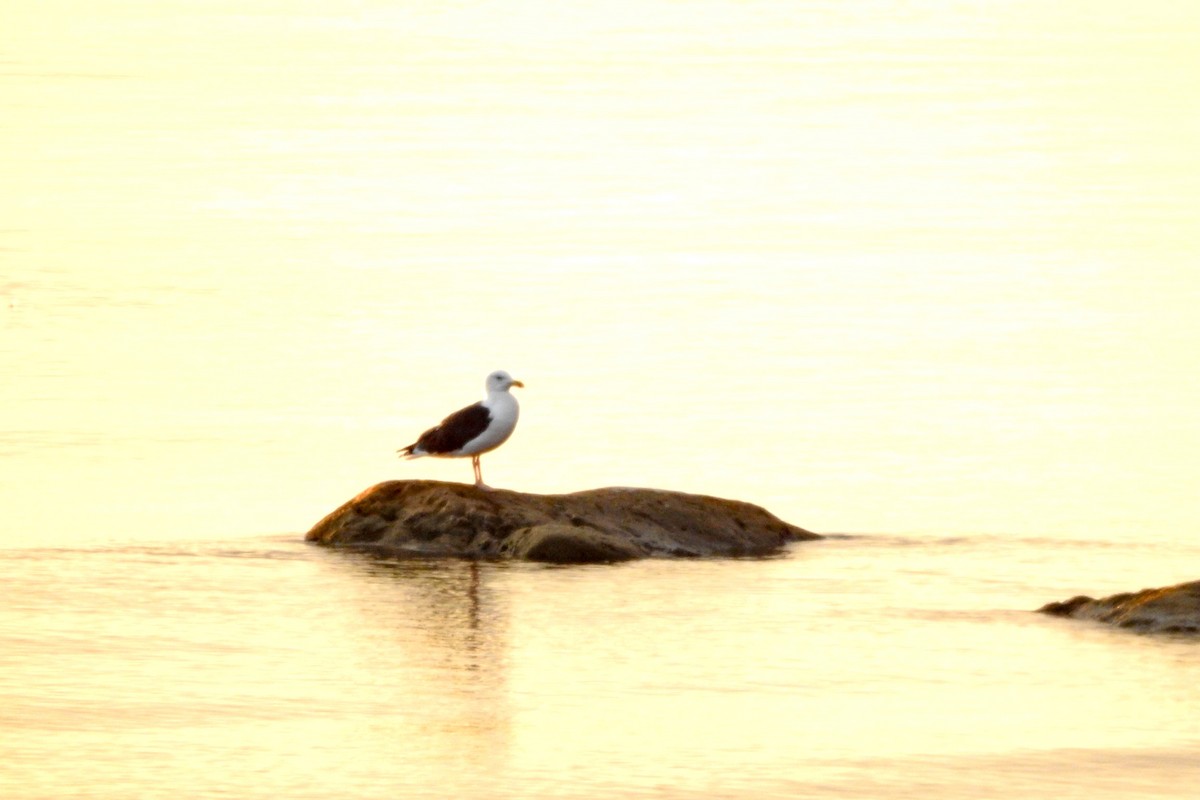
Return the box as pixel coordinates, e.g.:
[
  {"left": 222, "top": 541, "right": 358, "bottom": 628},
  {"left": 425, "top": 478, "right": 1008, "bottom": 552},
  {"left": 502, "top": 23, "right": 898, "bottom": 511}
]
[
  {"left": 326, "top": 556, "right": 513, "bottom": 780},
  {"left": 1039, "top": 580, "right": 1200, "bottom": 633},
  {"left": 306, "top": 480, "right": 819, "bottom": 563}
]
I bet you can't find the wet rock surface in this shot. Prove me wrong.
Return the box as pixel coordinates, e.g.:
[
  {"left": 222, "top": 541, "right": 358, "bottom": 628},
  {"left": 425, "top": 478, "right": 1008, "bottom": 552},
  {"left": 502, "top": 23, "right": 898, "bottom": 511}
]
[
  {"left": 1039, "top": 580, "right": 1200, "bottom": 633},
  {"left": 305, "top": 480, "right": 820, "bottom": 564}
]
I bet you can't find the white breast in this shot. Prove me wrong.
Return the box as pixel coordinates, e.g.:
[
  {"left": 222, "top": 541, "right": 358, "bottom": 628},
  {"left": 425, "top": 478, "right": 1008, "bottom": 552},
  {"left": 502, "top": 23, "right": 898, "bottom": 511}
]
[{"left": 457, "top": 391, "right": 519, "bottom": 455}]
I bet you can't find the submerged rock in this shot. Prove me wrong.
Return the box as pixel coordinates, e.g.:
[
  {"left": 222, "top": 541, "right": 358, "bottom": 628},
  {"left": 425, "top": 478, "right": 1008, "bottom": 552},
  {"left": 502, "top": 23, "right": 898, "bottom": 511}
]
[
  {"left": 305, "top": 480, "right": 819, "bottom": 564},
  {"left": 1039, "top": 580, "right": 1200, "bottom": 634}
]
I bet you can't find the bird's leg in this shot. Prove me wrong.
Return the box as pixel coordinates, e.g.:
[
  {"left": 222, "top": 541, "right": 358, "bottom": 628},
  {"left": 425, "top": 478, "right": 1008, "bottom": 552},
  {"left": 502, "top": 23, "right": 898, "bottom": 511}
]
[{"left": 472, "top": 455, "right": 492, "bottom": 490}]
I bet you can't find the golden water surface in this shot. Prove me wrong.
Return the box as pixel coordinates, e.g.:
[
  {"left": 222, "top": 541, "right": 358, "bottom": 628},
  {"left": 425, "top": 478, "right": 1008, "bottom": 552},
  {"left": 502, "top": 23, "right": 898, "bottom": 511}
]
[{"left": 2, "top": 2, "right": 1199, "bottom": 798}]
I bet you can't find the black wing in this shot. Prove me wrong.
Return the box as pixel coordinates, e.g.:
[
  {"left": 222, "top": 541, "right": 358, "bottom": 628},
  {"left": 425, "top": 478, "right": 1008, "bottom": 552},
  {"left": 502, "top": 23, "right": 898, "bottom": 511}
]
[{"left": 406, "top": 401, "right": 492, "bottom": 455}]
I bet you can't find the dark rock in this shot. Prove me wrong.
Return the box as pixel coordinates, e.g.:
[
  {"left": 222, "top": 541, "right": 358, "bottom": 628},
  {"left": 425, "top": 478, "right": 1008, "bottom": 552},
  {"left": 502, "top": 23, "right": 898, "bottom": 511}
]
[
  {"left": 305, "top": 480, "right": 819, "bottom": 564},
  {"left": 1038, "top": 595, "right": 1095, "bottom": 617},
  {"left": 1038, "top": 580, "right": 1200, "bottom": 633}
]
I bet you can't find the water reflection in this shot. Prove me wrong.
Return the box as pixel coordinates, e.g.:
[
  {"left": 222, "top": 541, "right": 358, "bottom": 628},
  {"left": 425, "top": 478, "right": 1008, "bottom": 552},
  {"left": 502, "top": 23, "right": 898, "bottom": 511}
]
[
  {"left": 317, "top": 552, "right": 514, "bottom": 785},
  {"left": 339, "top": 555, "right": 501, "bottom": 668}
]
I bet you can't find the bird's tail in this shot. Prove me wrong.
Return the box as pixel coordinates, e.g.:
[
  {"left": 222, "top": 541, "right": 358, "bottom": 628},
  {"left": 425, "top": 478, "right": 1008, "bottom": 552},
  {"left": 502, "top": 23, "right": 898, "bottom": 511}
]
[{"left": 397, "top": 443, "right": 423, "bottom": 459}]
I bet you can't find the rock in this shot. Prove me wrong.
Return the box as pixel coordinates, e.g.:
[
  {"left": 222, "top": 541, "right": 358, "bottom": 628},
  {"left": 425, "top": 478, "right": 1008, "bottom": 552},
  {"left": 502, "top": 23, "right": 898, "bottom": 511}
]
[
  {"left": 305, "top": 480, "right": 819, "bottom": 564},
  {"left": 1038, "top": 580, "right": 1200, "bottom": 633}
]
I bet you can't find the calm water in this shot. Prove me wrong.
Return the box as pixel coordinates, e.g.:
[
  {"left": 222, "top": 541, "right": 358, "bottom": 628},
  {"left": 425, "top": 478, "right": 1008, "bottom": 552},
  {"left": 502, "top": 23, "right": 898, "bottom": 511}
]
[
  {"left": 3, "top": 536, "right": 1200, "bottom": 799},
  {"left": 3, "top": 1, "right": 1200, "bottom": 797}
]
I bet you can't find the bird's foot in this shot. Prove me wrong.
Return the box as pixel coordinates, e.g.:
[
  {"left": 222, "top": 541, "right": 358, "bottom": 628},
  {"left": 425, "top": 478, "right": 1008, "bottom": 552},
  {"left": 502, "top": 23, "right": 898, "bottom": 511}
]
[{"left": 474, "top": 481, "right": 495, "bottom": 492}]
